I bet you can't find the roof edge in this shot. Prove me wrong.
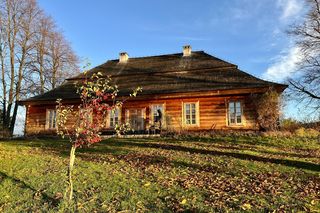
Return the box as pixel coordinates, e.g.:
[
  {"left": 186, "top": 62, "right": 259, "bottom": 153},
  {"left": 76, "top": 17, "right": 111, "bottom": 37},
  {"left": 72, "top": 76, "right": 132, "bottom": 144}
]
[{"left": 19, "top": 85, "right": 287, "bottom": 106}]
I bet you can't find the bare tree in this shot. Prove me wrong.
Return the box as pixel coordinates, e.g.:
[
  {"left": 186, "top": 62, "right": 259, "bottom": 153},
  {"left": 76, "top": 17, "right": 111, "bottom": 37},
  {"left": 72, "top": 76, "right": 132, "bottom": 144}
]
[
  {"left": 26, "top": 15, "right": 79, "bottom": 95},
  {"left": 288, "top": 0, "right": 320, "bottom": 113},
  {"left": 46, "top": 30, "right": 79, "bottom": 90},
  {"left": 0, "top": 0, "right": 79, "bottom": 136},
  {"left": 0, "top": 4, "right": 8, "bottom": 131},
  {"left": 31, "top": 14, "right": 54, "bottom": 94},
  {"left": 0, "top": 0, "right": 40, "bottom": 135}
]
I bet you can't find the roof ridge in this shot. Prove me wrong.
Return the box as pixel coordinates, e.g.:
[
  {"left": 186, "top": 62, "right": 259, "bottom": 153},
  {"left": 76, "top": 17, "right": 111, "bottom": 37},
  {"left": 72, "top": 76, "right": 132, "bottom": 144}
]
[{"left": 108, "top": 50, "right": 206, "bottom": 61}]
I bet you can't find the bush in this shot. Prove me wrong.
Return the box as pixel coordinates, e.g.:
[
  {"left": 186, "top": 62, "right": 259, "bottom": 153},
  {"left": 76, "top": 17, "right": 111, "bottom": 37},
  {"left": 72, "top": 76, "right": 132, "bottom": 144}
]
[
  {"left": 161, "top": 129, "right": 259, "bottom": 139},
  {"left": 0, "top": 129, "right": 11, "bottom": 138},
  {"left": 294, "top": 127, "right": 320, "bottom": 138},
  {"left": 280, "top": 118, "right": 301, "bottom": 131},
  {"left": 251, "top": 88, "right": 282, "bottom": 131},
  {"left": 260, "top": 131, "right": 293, "bottom": 138}
]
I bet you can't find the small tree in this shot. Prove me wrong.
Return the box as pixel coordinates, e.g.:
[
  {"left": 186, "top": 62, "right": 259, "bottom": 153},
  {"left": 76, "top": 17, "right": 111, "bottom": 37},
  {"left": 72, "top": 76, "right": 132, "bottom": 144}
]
[
  {"left": 251, "top": 88, "right": 282, "bottom": 131},
  {"left": 56, "top": 71, "right": 141, "bottom": 202}
]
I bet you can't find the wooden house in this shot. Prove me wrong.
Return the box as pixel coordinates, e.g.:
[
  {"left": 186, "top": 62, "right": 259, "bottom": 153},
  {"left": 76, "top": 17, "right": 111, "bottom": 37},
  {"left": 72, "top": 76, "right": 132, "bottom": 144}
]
[{"left": 20, "top": 46, "right": 287, "bottom": 135}]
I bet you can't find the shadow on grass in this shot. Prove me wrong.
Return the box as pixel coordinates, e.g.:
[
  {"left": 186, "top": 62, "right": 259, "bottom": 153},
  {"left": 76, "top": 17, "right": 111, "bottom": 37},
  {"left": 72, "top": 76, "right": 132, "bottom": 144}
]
[
  {"left": 105, "top": 140, "right": 320, "bottom": 172},
  {"left": 5, "top": 138, "right": 320, "bottom": 172},
  {"left": 194, "top": 143, "right": 319, "bottom": 159},
  {"left": 0, "top": 171, "right": 60, "bottom": 208}
]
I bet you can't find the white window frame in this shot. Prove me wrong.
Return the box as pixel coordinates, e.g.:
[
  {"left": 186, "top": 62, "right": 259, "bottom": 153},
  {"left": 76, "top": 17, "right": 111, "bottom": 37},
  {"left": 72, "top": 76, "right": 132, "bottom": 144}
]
[
  {"left": 182, "top": 101, "right": 200, "bottom": 126},
  {"left": 150, "top": 103, "right": 165, "bottom": 126},
  {"left": 46, "top": 109, "right": 57, "bottom": 129},
  {"left": 125, "top": 108, "right": 146, "bottom": 131},
  {"left": 228, "top": 100, "right": 243, "bottom": 126},
  {"left": 107, "top": 108, "right": 121, "bottom": 128}
]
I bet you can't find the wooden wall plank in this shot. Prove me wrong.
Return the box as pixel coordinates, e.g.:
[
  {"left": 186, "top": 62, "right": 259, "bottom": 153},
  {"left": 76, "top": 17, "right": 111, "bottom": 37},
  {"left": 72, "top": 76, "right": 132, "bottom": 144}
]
[{"left": 25, "top": 94, "right": 259, "bottom": 135}]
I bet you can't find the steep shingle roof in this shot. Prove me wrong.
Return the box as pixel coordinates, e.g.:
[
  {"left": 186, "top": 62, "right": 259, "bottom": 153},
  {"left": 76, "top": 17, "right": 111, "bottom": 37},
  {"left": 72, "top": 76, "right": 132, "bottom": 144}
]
[{"left": 21, "top": 51, "right": 287, "bottom": 103}]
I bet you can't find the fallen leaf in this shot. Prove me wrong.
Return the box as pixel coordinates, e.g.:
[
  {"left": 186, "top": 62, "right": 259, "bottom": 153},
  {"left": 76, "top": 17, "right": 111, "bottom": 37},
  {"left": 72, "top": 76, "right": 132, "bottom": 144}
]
[
  {"left": 241, "top": 203, "right": 252, "bottom": 210},
  {"left": 181, "top": 199, "right": 187, "bottom": 205},
  {"left": 144, "top": 182, "right": 151, "bottom": 187}
]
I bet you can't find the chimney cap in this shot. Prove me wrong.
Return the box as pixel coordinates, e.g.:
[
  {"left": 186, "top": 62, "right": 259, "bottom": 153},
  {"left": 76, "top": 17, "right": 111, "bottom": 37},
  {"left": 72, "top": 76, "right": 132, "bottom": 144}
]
[
  {"left": 119, "top": 52, "right": 129, "bottom": 63},
  {"left": 183, "top": 45, "right": 192, "bottom": 57}
]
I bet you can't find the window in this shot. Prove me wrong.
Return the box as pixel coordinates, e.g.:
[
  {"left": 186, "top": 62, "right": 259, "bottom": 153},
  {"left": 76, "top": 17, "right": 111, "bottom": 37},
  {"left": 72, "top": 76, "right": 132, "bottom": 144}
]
[
  {"left": 46, "top": 109, "right": 56, "bottom": 129},
  {"left": 183, "top": 102, "right": 199, "bottom": 125},
  {"left": 150, "top": 104, "right": 164, "bottom": 125},
  {"left": 109, "top": 108, "right": 120, "bottom": 127},
  {"left": 228, "top": 101, "right": 242, "bottom": 125},
  {"left": 125, "top": 108, "right": 145, "bottom": 131}
]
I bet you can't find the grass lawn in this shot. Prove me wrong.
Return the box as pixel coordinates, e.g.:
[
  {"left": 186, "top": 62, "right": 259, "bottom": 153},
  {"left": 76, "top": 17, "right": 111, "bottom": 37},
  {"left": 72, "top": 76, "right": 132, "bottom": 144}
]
[{"left": 0, "top": 135, "right": 319, "bottom": 212}]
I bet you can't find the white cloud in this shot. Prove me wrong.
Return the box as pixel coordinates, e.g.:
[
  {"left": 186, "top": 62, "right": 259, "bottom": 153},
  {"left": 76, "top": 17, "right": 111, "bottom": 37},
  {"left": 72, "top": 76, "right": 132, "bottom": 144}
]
[
  {"left": 277, "top": 0, "right": 303, "bottom": 21},
  {"left": 263, "top": 46, "right": 303, "bottom": 81}
]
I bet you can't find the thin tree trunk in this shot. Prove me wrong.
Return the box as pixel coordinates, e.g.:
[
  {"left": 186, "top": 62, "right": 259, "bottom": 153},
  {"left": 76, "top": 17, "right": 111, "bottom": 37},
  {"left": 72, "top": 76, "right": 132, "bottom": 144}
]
[
  {"left": 0, "top": 43, "right": 6, "bottom": 130},
  {"left": 5, "top": 0, "right": 17, "bottom": 131},
  {"left": 9, "top": 39, "right": 26, "bottom": 135},
  {"left": 52, "top": 67, "right": 56, "bottom": 89},
  {"left": 39, "top": 36, "right": 45, "bottom": 94},
  {"left": 39, "top": 66, "right": 45, "bottom": 94},
  {"left": 67, "top": 145, "right": 76, "bottom": 202}
]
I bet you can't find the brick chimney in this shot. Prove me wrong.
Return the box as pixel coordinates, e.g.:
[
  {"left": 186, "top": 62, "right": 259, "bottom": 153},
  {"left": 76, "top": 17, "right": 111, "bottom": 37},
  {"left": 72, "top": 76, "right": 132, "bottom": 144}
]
[
  {"left": 183, "top": 45, "right": 192, "bottom": 57},
  {"left": 119, "top": 52, "right": 129, "bottom": 63}
]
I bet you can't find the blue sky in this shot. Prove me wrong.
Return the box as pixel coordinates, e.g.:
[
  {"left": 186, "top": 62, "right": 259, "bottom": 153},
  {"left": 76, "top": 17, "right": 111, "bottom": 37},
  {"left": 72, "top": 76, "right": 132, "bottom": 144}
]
[
  {"left": 14, "top": 0, "right": 308, "bottom": 135},
  {"left": 37, "top": 0, "right": 306, "bottom": 84}
]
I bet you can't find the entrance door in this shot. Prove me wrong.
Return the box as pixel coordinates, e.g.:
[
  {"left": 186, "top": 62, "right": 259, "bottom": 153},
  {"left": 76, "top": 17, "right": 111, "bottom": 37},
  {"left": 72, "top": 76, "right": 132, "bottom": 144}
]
[{"left": 126, "top": 109, "right": 145, "bottom": 131}]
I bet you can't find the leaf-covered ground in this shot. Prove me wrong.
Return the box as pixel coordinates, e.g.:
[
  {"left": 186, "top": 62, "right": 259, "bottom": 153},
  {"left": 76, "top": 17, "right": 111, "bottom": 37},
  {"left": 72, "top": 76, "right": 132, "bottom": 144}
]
[{"left": 0, "top": 136, "right": 319, "bottom": 212}]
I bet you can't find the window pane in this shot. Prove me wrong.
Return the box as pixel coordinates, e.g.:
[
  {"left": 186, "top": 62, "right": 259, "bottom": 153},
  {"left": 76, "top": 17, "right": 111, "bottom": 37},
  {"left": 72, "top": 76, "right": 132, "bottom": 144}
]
[
  {"left": 229, "top": 102, "right": 234, "bottom": 110},
  {"left": 53, "top": 111, "right": 56, "bottom": 128},
  {"left": 192, "top": 104, "right": 196, "bottom": 124},
  {"left": 236, "top": 102, "right": 241, "bottom": 113},
  {"left": 51, "top": 111, "right": 54, "bottom": 128},
  {"left": 48, "top": 111, "right": 51, "bottom": 126},
  {"left": 152, "top": 105, "right": 163, "bottom": 124},
  {"left": 110, "top": 109, "right": 120, "bottom": 127},
  {"left": 48, "top": 110, "right": 56, "bottom": 129},
  {"left": 153, "top": 109, "right": 157, "bottom": 122},
  {"left": 185, "top": 103, "right": 198, "bottom": 125},
  {"left": 229, "top": 101, "right": 242, "bottom": 125},
  {"left": 191, "top": 103, "right": 196, "bottom": 112},
  {"left": 229, "top": 110, "right": 236, "bottom": 124},
  {"left": 185, "top": 103, "right": 190, "bottom": 124},
  {"left": 186, "top": 118, "right": 190, "bottom": 124},
  {"left": 236, "top": 115, "right": 241, "bottom": 124}
]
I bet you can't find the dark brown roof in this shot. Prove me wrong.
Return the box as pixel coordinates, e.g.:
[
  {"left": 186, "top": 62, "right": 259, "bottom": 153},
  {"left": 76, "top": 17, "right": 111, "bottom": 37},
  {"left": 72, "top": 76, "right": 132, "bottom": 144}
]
[{"left": 21, "top": 51, "right": 287, "bottom": 104}]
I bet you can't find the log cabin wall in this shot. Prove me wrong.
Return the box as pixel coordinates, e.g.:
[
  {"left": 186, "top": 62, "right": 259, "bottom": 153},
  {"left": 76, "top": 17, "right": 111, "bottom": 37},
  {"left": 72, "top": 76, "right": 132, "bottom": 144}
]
[
  {"left": 25, "top": 94, "right": 259, "bottom": 135},
  {"left": 25, "top": 104, "right": 54, "bottom": 135}
]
